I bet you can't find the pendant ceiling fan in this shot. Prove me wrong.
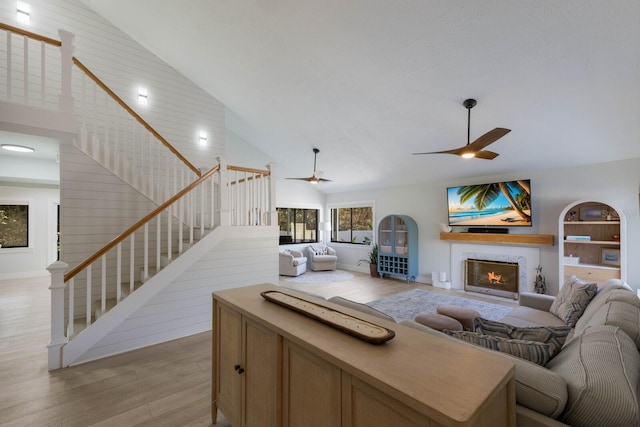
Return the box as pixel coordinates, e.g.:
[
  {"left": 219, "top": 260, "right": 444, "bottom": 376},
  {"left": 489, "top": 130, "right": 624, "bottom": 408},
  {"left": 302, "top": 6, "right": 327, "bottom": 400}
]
[
  {"left": 286, "top": 148, "right": 332, "bottom": 184},
  {"left": 413, "top": 98, "right": 511, "bottom": 160}
]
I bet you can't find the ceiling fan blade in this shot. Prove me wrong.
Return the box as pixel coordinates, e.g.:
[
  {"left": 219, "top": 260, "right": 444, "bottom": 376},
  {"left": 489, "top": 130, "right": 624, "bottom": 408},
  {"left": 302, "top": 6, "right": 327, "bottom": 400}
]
[
  {"left": 413, "top": 148, "right": 462, "bottom": 155},
  {"left": 473, "top": 150, "right": 500, "bottom": 160},
  {"left": 467, "top": 128, "right": 511, "bottom": 151},
  {"left": 286, "top": 177, "right": 315, "bottom": 181},
  {"left": 317, "top": 178, "right": 333, "bottom": 182}
]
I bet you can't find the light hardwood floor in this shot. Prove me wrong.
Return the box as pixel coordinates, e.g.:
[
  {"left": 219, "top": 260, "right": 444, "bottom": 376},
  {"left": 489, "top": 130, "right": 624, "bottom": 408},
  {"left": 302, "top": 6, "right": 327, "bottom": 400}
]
[{"left": 0, "top": 272, "right": 514, "bottom": 426}]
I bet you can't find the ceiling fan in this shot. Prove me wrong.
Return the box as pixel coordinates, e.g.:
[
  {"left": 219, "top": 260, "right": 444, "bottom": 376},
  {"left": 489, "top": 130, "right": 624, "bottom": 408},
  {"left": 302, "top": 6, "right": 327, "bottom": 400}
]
[
  {"left": 413, "top": 98, "right": 511, "bottom": 160},
  {"left": 286, "top": 148, "right": 332, "bottom": 184}
]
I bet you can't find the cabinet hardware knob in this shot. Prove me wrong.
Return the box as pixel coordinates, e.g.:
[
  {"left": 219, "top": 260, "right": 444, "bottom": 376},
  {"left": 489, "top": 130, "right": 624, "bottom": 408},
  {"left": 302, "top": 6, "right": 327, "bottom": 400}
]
[
  {"left": 237, "top": 368, "right": 245, "bottom": 374},
  {"left": 234, "top": 364, "right": 241, "bottom": 371}
]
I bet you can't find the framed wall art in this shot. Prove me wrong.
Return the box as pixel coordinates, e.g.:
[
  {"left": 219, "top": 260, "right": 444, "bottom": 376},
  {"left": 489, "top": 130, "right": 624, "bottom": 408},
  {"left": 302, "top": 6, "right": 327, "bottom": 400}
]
[{"left": 600, "top": 247, "right": 621, "bottom": 267}]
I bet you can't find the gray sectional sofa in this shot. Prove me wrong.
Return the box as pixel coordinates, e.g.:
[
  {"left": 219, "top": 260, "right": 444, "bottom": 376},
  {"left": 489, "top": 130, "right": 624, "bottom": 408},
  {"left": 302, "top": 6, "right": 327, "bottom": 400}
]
[
  {"left": 295, "top": 277, "right": 640, "bottom": 426},
  {"left": 398, "top": 278, "right": 640, "bottom": 427}
]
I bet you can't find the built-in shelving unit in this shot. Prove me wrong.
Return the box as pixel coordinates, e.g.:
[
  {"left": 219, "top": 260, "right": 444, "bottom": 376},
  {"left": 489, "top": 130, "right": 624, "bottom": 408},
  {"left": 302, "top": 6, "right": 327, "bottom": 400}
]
[
  {"left": 559, "top": 200, "right": 626, "bottom": 286},
  {"left": 439, "top": 232, "right": 554, "bottom": 246}
]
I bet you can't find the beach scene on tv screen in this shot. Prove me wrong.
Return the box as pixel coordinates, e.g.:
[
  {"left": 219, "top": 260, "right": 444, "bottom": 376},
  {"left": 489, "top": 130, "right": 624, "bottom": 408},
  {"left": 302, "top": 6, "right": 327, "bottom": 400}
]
[{"left": 447, "top": 180, "right": 532, "bottom": 227}]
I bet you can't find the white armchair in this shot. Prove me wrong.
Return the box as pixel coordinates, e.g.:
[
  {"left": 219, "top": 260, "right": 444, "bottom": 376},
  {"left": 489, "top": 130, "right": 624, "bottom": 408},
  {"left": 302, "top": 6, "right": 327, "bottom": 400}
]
[
  {"left": 306, "top": 245, "right": 338, "bottom": 271},
  {"left": 279, "top": 250, "right": 307, "bottom": 276}
]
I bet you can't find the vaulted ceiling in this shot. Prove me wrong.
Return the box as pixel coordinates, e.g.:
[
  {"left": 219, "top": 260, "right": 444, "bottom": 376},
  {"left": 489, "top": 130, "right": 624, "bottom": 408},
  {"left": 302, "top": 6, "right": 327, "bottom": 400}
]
[{"left": 80, "top": 0, "right": 640, "bottom": 193}]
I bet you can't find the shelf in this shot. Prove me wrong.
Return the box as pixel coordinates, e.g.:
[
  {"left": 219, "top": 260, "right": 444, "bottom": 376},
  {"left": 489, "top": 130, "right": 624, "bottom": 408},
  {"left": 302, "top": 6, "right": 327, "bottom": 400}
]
[
  {"left": 564, "top": 240, "right": 620, "bottom": 245},
  {"left": 564, "top": 221, "right": 620, "bottom": 225},
  {"left": 564, "top": 262, "right": 620, "bottom": 271},
  {"left": 440, "top": 232, "right": 554, "bottom": 246}
]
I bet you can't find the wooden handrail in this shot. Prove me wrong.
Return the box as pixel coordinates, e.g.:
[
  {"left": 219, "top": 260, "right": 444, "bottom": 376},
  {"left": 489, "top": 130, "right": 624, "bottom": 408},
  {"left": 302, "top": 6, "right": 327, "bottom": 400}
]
[
  {"left": 0, "top": 22, "right": 62, "bottom": 46},
  {"left": 64, "top": 165, "right": 220, "bottom": 282},
  {"left": 226, "top": 165, "right": 271, "bottom": 186},
  {"left": 227, "top": 165, "right": 271, "bottom": 176},
  {"left": 72, "top": 57, "right": 201, "bottom": 177}
]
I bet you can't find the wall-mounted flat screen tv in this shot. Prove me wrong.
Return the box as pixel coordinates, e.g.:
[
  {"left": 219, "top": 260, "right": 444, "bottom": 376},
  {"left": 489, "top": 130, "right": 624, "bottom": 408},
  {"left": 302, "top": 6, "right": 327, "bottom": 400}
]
[{"left": 447, "top": 179, "right": 532, "bottom": 227}]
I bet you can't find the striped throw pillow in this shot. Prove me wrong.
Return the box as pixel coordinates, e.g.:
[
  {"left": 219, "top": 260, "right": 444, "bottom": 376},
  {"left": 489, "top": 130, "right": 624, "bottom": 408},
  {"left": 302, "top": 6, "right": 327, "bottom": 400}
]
[
  {"left": 550, "top": 275, "right": 597, "bottom": 326},
  {"left": 442, "top": 330, "right": 554, "bottom": 366},
  {"left": 474, "top": 318, "right": 571, "bottom": 355}
]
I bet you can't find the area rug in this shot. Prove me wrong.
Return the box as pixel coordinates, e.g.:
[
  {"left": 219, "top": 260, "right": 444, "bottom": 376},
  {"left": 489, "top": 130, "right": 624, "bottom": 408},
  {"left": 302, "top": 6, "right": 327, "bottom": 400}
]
[
  {"left": 283, "top": 270, "right": 354, "bottom": 284},
  {"left": 366, "top": 289, "right": 513, "bottom": 322}
]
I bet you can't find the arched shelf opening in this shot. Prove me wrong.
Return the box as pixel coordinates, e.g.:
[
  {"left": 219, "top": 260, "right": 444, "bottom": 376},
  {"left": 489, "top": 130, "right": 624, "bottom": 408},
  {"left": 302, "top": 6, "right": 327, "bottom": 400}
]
[{"left": 558, "top": 200, "right": 626, "bottom": 288}]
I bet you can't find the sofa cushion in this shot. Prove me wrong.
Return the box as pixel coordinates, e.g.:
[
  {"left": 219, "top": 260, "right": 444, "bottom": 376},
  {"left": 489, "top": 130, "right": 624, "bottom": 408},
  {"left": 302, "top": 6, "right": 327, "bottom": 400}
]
[
  {"left": 501, "top": 306, "right": 569, "bottom": 328},
  {"left": 574, "top": 280, "right": 633, "bottom": 330},
  {"left": 549, "top": 275, "right": 597, "bottom": 327},
  {"left": 607, "top": 289, "right": 640, "bottom": 308},
  {"left": 585, "top": 300, "right": 640, "bottom": 350},
  {"left": 442, "top": 330, "right": 554, "bottom": 366},
  {"left": 546, "top": 325, "right": 640, "bottom": 427},
  {"left": 474, "top": 318, "right": 571, "bottom": 356}
]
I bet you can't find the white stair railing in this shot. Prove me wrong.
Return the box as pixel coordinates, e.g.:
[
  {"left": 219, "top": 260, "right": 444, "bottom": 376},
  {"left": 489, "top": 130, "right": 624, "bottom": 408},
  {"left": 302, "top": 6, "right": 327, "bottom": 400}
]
[
  {"left": 226, "top": 164, "right": 276, "bottom": 226},
  {"left": 0, "top": 22, "right": 73, "bottom": 113},
  {"left": 1, "top": 22, "right": 201, "bottom": 203},
  {"left": 71, "top": 58, "right": 201, "bottom": 204},
  {"left": 47, "top": 165, "right": 219, "bottom": 360},
  {"left": 47, "top": 162, "right": 276, "bottom": 370}
]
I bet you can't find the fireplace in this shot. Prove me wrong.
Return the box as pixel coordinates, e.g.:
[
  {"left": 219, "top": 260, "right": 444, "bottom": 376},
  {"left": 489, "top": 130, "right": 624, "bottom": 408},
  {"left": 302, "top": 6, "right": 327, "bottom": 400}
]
[
  {"left": 465, "top": 259, "right": 520, "bottom": 299},
  {"left": 450, "top": 243, "right": 540, "bottom": 300}
]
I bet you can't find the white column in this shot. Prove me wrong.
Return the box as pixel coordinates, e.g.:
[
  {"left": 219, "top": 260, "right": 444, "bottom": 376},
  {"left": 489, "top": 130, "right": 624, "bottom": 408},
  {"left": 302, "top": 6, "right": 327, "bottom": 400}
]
[
  {"left": 47, "top": 261, "right": 69, "bottom": 370},
  {"left": 266, "top": 162, "right": 277, "bottom": 226},
  {"left": 217, "top": 156, "right": 230, "bottom": 226},
  {"left": 58, "top": 30, "right": 75, "bottom": 114}
]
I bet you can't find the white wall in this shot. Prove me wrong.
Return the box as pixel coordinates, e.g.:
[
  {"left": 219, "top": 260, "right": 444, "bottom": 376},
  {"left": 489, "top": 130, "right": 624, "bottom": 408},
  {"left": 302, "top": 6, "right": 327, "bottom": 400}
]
[
  {"left": 0, "top": 185, "right": 59, "bottom": 279},
  {"left": 325, "top": 157, "right": 640, "bottom": 295}
]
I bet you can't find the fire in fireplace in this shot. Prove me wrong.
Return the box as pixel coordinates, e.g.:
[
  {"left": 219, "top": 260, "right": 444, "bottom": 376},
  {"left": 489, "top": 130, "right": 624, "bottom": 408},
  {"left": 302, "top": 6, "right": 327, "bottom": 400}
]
[{"left": 465, "top": 259, "right": 519, "bottom": 299}]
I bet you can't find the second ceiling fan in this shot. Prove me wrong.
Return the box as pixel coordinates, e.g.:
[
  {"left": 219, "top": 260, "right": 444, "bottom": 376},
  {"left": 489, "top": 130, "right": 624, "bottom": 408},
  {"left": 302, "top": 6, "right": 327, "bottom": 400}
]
[
  {"left": 413, "top": 98, "right": 511, "bottom": 160},
  {"left": 286, "top": 148, "right": 333, "bottom": 184}
]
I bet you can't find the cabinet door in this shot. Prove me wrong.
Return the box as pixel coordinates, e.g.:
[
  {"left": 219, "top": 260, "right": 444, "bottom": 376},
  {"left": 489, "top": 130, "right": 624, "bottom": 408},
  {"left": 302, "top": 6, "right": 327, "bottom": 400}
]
[
  {"left": 215, "top": 303, "right": 242, "bottom": 426},
  {"left": 342, "top": 374, "right": 429, "bottom": 427},
  {"left": 282, "top": 340, "right": 341, "bottom": 427},
  {"left": 243, "top": 318, "right": 281, "bottom": 427}
]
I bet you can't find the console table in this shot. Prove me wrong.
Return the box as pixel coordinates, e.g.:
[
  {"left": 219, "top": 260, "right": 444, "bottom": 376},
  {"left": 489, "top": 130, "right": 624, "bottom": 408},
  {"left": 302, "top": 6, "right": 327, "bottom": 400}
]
[{"left": 212, "top": 284, "right": 515, "bottom": 426}]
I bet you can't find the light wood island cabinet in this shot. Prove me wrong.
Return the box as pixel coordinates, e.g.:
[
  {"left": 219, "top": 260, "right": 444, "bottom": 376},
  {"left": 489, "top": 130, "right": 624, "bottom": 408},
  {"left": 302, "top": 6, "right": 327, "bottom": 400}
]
[{"left": 212, "top": 284, "right": 515, "bottom": 427}]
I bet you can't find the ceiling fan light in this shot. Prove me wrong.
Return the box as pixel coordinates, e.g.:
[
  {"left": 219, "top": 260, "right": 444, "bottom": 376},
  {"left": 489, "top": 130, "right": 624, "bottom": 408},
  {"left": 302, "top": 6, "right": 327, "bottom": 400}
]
[
  {"left": 461, "top": 152, "right": 475, "bottom": 159},
  {"left": 309, "top": 178, "right": 319, "bottom": 184}
]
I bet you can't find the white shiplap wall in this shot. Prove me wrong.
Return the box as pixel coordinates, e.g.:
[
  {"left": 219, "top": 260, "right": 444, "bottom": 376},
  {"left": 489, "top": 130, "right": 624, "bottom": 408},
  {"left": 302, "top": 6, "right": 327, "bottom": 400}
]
[
  {"left": 60, "top": 143, "right": 159, "bottom": 314},
  {"left": 0, "top": 0, "right": 225, "bottom": 168},
  {"left": 74, "top": 226, "right": 279, "bottom": 364}
]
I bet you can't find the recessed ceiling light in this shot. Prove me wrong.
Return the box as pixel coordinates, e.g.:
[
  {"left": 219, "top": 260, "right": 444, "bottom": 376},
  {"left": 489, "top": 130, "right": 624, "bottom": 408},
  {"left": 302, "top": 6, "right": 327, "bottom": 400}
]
[{"left": 2, "top": 144, "right": 35, "bottom": 153}]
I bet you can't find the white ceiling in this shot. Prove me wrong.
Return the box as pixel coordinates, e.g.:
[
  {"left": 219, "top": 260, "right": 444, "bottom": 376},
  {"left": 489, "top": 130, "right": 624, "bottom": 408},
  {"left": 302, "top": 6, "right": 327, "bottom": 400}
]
[{"left": 80, "top": 0, "right": 640, "bottom": 193}]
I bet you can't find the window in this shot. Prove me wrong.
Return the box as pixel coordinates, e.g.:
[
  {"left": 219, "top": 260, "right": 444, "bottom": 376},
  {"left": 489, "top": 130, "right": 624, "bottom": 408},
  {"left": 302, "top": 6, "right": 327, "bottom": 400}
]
[
  {"left": 0, "top": 204, "right": 29, "bottom": 248},
  {"left": 277, "top": 208, "right": 318, "bottom": 244},
  {"left": 330, "top": 206, "right": 373, "bottom": 244}
]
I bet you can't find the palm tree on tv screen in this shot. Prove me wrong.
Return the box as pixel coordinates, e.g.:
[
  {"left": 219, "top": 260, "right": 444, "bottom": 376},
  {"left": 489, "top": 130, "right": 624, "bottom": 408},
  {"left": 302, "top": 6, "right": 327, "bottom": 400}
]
[{"left": 457, "top": 180, "right": 531, "bottom": 222}]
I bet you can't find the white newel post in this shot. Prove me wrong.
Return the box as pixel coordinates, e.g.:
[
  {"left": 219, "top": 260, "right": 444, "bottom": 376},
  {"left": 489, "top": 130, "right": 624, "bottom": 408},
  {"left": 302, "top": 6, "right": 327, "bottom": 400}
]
[
  {"left": 267, "top": 162, "right": 277, "bottom": 226},
  {"left": 58, "top": 30, "right": 75, "bottom": 115},
  {"left": 47, "top": 261, "right": 69, "bottom": 370},
  {"left": 217, "top": 156, "right": 230, "bottom": 226}
]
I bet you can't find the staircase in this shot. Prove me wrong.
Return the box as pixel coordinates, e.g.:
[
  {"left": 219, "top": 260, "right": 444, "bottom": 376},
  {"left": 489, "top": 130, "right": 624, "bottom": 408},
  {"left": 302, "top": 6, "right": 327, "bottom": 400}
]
[{"left": 1, "top": 22, "right": 278, "bottom": 370}]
